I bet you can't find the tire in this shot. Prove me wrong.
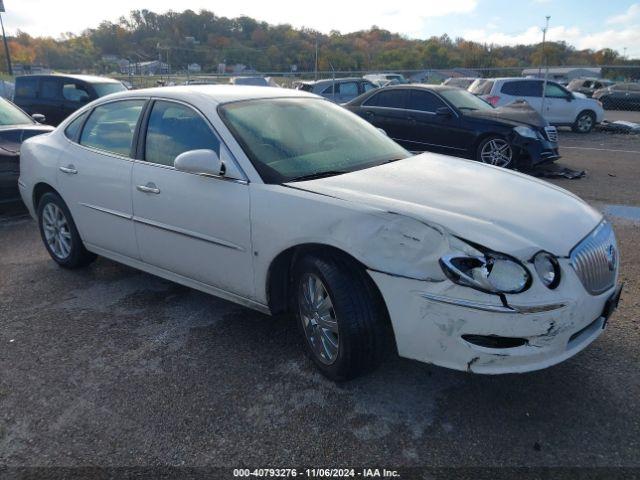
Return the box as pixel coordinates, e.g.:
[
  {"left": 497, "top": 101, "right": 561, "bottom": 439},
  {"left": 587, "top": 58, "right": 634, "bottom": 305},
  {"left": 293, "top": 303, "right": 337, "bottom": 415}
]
[
  {"left": 291, "top": 253, "right": 389, "bottom": 381},
  {"left": 476, "top": 136, "right": 513, "bottom": 168},
  {"left": 37, "top": 192, "right": 96, "bottom": 269},
  {"left": 572, "top": 111, "right": 595, "bottom": 133}
]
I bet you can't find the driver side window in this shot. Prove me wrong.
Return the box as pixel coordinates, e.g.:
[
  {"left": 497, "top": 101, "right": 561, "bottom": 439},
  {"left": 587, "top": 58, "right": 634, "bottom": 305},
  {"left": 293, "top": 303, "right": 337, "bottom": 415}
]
[
  {"left": 63, "top": 83, "right": 91, "bottom": 103},
  {"left": 545, "top": 83, "right": 569, "bottom": 98},
  {"left": 144, "top": 101, "right": 220, "bottom": 167}
]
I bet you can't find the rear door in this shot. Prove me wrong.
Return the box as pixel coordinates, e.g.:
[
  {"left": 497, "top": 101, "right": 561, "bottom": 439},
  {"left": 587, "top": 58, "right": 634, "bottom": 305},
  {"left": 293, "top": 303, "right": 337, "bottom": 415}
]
[
  {"left": 500, "top": 80, "right": 543, "bottom": 112},
  {"left": 131, "top": 99, "right": 254, "bottom": 297},
  {"left": 36, "top": 77, "right": 64, "bottom": 125},
  {"left": 359, "top": 89, "right": 409, "bottom": 145},
  {"left": 57, "top": 99, "right": 145, "bottom": 259},
  {"left": 13, "top": 77, "right": 39, "bottom": 117}
]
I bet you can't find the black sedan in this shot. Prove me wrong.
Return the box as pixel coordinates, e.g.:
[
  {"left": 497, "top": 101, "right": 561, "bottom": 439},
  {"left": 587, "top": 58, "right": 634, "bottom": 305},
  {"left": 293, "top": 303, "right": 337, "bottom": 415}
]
[
  {"left": 344, "top": 85, "right": 560, "bottom": 169},
  {"left": 592, "top": 83, "right": 640, "bottom": 110},
  {"left": 0, "top": 98, "right": 53, "bottom": 211}
]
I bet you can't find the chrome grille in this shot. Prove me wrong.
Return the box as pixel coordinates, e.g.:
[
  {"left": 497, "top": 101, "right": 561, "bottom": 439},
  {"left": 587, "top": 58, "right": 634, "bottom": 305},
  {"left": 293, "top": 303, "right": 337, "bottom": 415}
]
[
  {"left": 544, "top": 126, "right": 558, "bottom": 143},
  {"left": 570, "top": 221, "right": 618, "bottom": 295}
]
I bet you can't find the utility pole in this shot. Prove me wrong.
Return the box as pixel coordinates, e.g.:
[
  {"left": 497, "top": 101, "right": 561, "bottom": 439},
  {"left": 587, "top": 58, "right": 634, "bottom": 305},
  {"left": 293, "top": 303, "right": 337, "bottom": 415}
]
[
  {"left": 0, "top": 1, "right": 12, "bottom": 76},
  {"left": 540, "top": 16, "right": 551, "bottom": 115},
  {"left": 314, "top": 35, "right": 319, "bottom": 81},
  {"left": 538, "top": 15, "right": 550, "bottom": 77}
]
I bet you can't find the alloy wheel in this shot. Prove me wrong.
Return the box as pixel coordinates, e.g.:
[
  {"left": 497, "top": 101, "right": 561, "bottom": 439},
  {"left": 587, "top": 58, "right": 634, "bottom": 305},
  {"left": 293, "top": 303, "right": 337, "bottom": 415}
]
[
  {"left": 298, "top": 273, "right": 339, "bottom": 365},
  {"left": 42, "top": 203, "right": 72, "bottom": 260},
  {"left": 480, "top": 138, "right": 513, "bottom": 167},
  {"left": 577, "top": 114, "right": 594, "bottom": 133}
]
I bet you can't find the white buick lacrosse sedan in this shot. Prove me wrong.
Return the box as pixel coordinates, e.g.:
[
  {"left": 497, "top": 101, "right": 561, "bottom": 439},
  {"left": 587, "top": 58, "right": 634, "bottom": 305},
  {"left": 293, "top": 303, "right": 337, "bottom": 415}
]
[{"left": 19, "top": 86, "right": 621, "bottom": 380}]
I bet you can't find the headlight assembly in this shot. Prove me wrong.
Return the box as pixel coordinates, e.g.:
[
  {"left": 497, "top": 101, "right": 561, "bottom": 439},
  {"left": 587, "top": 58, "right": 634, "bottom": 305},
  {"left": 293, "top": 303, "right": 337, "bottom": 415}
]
[
  {"left": 513, "top": 126, "right": 539, "bottom": 139},
  {"left": 533, "top": 251, "right": 561, "bottom": 289},
  {"left": 440, "top": 252, "right": 531, "bottom": 294}
]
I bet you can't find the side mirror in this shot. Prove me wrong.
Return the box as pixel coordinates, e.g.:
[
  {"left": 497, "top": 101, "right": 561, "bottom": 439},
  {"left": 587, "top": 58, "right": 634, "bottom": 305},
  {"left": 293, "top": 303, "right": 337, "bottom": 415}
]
[
  {"left": 377, "top": 127, "right": 387, "bottom": 136},
  {"left": 566, "top": 93, "right": 574, "bottom": 102},
  {"left": 436, "top": 107, "right": 452, "bottom": 117},
  {"left": 32, "top": 113, "right": 46, "bottom": 123},
  {"left": 174, "top": 149, "right": 225, "bottom": 177}
]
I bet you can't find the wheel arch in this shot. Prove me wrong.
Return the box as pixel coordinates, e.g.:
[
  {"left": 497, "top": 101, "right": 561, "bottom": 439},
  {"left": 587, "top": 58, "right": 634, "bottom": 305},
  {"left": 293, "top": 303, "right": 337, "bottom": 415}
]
[
  {"left": 266, "top": 243, "right": 388, "bottom": 317},
  {"left": 32, "top": 182, "right": 60, "bottom": 211}
]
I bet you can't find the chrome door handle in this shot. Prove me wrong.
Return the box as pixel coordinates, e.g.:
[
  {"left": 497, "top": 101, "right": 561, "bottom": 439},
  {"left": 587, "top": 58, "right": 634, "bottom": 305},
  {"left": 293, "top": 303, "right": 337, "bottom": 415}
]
[
  {"left": 59, "top": 165, "right": 78, "bottom": 175},
  {"left": 136, "top": 183, "right": 160, "bottom": 194}
]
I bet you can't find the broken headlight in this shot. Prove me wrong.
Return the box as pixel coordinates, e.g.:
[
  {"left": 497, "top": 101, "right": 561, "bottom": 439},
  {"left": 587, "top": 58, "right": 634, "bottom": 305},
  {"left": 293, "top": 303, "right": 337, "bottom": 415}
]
[
  {"left": 533, "top": 251, "right": 561, "bottom": 289},
  {"left": 514, "top": 126, "right": 539, "bottom": 139},
  {"left": 440, "top": 252, "right": 531, "bottom": 294}
]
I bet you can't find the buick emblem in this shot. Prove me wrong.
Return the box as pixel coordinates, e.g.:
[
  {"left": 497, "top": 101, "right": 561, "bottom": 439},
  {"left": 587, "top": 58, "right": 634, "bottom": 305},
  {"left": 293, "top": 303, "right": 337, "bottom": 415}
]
[{"left": 606, "top": 244, "right": 617, "bottom": 271}]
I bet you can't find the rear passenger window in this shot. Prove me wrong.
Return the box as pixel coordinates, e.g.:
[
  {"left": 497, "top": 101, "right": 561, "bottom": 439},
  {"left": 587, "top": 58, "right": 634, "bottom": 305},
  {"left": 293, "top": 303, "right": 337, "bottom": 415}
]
[
  {"left": 16, "top": 77, "right": 38, "bottom": 98},
  {"left": 144, "top": 101, "right": 220, "bottom": 167},
  {"left": 501, "top": 81, "right": 542, "bottom": 97},
  {"left": 64, "top": 112, "right": 88, "bottom": 141},
  {"left": 80, "top": 100, "right": 145, "bottom": 157},
  {"left": 338, "top": 82, "right": 358, "bottom": 96},
  {"left": 364, "top": 89, "right": 407, "bottom": 108},
  {"left": 409, "top": 90, "right": 446, "bottom": 112}
]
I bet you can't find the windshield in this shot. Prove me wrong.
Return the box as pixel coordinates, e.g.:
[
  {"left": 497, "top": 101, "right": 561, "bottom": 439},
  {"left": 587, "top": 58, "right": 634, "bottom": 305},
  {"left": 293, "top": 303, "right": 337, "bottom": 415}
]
[
  {"left": 93, "top": 82, "right": 127, "bottom": 97},
  {"left": 440, "top": 89, "right": 493, "bottom": 111},
  {"left": 0, "top": 97, "right": 34, "bottom": 125},
  {"left": 219, "top": 98, "right": 409, "bottom": 183}
]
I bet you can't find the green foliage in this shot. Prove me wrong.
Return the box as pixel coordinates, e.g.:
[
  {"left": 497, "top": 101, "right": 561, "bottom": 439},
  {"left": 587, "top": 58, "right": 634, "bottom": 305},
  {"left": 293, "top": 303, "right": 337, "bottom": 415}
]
[{"left": 0, "top": 9, "right": 635, "bottom": 73}]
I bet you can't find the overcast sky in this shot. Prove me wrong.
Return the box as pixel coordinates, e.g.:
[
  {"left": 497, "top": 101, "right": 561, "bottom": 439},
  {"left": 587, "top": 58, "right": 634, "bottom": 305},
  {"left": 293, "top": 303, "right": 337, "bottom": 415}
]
[{"left": 4, "top": 0, "right": 640, "bottom": 58}]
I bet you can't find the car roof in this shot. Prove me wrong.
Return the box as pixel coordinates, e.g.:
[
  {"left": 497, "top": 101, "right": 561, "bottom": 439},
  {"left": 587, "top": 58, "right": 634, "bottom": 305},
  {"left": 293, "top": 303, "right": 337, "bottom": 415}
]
[
  {"left": 300, "top": 77, "right": 365, "bottom": 86},
  {"left": 16, "top": 74, "right": 122, "bottom": 84},
  {"left": 381, "top": 84, "right": 458, "bottom": 92},
  {"left": 102, "top": 84, "right": 318, "bottom": 105}
]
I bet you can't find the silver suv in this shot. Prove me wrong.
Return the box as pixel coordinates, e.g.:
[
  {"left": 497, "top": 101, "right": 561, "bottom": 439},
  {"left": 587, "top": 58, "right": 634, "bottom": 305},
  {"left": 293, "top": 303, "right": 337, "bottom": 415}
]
[{"left": 469, "top": 78, "right": 605, "bottom": 133}]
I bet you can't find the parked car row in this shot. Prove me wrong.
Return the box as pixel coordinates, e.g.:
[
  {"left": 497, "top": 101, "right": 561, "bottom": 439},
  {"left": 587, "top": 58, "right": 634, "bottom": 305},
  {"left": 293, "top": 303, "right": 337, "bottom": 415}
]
[{"left": 17, "top": 85, "right": 621, "bottom": 380}]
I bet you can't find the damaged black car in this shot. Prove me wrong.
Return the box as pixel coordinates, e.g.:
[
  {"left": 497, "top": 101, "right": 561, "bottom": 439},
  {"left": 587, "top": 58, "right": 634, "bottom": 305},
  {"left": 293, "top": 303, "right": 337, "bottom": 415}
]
[
  {"left": 0, "top": 98, "right": 53, "bottom": 211},
  {"left": 344, "top": 84, "right": 560, "bottom": 169}
]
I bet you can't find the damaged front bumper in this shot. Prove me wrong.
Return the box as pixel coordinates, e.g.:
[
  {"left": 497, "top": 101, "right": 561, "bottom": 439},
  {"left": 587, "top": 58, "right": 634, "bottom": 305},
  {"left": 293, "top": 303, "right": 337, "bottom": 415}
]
[
  {"left": 369, "top": 261, "right": 619, "bottom": 374},
  {"left": 511, "top": 134, "right": 560, "bottom": 169}
]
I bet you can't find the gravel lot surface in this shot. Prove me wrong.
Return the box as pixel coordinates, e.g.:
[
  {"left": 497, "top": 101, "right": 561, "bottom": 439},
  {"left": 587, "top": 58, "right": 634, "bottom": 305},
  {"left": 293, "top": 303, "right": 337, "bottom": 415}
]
[{"left": 1, "top": 132, "right": 639, "bottom": 472}]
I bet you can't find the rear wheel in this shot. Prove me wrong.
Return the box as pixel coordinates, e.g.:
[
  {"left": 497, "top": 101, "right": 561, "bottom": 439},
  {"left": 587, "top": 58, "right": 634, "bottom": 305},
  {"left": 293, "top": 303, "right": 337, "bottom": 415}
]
[
  {"left": 292, "top": 253, "right": 388, "bottom": 381},
  {"left": 477, "top": 136, "right": 513, "bottom": 168},
  {"left": 572, "top": 111, "right": 595, "bottom": 133},
  {"left": 37, "top": 192, "right": 96, "bottom": 269}
]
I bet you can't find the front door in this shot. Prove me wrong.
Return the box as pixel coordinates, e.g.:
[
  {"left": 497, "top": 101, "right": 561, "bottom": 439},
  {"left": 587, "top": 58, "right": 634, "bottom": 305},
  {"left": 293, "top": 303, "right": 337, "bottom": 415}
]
[
  {"left": 405, "top": 89, "right": 469, "bottom": 155},
  {"left": 131, "top": 100, "right": 254, "bottom": 298},
  {"left": 543, "top": 83, "right": 575, "bottom": 124},
  {"left": 57, "top": 99, "right": 146, "bottom": 259}
]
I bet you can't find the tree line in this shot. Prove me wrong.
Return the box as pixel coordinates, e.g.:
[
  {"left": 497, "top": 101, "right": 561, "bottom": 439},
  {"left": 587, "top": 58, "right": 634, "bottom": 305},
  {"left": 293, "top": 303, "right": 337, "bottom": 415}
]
[{"left": 0, "top": 8, "right": 636, "bottom": 75}]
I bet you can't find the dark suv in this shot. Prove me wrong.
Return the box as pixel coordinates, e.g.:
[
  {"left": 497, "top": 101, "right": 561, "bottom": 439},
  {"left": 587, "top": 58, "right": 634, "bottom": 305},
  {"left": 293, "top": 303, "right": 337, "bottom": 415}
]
[{"left": 14, "top": 74, "right": 126, "bottom": 126}]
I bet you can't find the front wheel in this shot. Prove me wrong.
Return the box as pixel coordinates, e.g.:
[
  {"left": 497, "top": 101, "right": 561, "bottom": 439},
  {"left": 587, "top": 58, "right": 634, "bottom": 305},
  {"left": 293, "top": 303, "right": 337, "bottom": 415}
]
[
  {"left": 477, "top": 136, "right": 513, "bottom": 168},
  {"left": 37, "top": 192, "right": 96, "bottom": 269},
  {"left": 292, "top": 253, "right": 389, "bottom": 381},
  {"left": 572, "top": 111, "right": 595, "bottom": 133}
]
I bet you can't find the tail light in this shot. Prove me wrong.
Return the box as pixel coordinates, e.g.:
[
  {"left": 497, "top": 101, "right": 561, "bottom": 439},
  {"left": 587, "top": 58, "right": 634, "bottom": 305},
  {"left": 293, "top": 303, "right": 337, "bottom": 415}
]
[{"left": 485, "top": 95, "right": 500, "bottom": 106}]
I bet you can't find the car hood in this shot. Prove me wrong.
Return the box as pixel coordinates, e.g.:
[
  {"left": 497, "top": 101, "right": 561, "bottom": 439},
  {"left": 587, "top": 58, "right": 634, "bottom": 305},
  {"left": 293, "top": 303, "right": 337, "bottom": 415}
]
[
  {"left": 289, "top": 153, "right": 602, "bottom": 257},
  {"left": 463, "top": 103, "right": 547, "bottom": 128}
]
